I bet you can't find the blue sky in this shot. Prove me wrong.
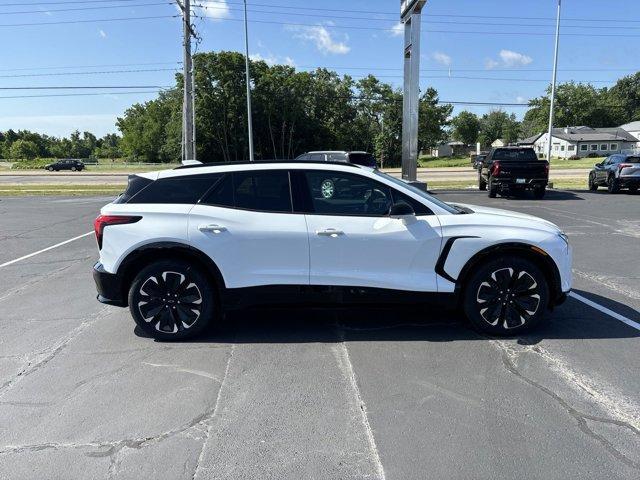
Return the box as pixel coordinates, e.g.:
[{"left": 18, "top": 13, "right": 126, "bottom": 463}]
[{"left": 0, "top": 0, "right": 639, "bottom": 137}]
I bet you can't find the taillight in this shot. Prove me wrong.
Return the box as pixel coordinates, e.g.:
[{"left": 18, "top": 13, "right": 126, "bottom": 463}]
[
  {"left": 93, "top": 215, "right": 141, "bottom": 249},
  {"left": 544, "top": 163, "right": 550, "bottom": 175},
  {"left": 491, "top": 161, "right": 501, "bottom": 176},
  {"left": 618, "top": 163, "right": 632, "bottom": 171}
]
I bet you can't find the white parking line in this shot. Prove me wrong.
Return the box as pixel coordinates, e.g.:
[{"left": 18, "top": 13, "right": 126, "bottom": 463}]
[
  {"left": 0, "top": 231, "right": 93, "bottom": 269},
  {"left": 569, "top": 291, "right": 640, "bottom": 332}
]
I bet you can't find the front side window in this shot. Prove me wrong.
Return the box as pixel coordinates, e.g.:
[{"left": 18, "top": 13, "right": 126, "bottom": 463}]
[
  {"left": 233, "top": 170, "right": 292, "bottom": 212},
  {"left": 303, "top": 171, "right": 392, "bottom": 216}
]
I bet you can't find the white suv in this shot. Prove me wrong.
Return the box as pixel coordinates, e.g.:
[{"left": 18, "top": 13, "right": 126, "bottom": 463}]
[{"left": 93, "top": 161, "right": 572, "bottom": 340}]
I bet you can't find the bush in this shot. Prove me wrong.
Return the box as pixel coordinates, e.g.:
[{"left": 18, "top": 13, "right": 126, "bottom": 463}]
[
  {"left": 10, "top": 158, "right": 54, "bottom": 170},
  {"left": 568, "top": 155, "right": 581, "bottom": 160},
  {"left": 587, "top": 152, "right": 600, "bottom": 158}
]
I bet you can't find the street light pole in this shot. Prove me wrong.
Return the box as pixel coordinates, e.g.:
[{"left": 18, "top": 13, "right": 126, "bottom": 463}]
[
  {"left": 243, "top": 0, "right": 255, "bottom": 161},
  {"left": 546, "top": 0, "right": 561, "bottom": 161}
]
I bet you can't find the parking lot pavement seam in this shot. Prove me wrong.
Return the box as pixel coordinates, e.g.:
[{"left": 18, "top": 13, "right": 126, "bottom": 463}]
[
  {"left": 334, "top": 326, "right": 386, "bottom": 480},
  {"left": 492, "top": 340, "right": 640, "bottom": 471},
  {"left": 0, "top": 306, "right": 111, "bottom": 399},
  {"left": 192, "top": 344, "right": 235, "bottom": 480}
]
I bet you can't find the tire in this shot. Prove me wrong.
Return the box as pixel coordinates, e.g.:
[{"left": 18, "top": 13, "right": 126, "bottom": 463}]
[
  {"left": 478, "top": 171, "right": 487, "bottom": 191},
  {"left": 462, "top": 255, "right": 549, "bottom": 336},
  {"left": 488, "top": 177, "right": 497, "bottom": 198},
  {"left": 47, "top": 166, "right": 54, "bottom": 171},
  {"left": 128, "top": 259, "right": 216, "bottom": 341},
  {"left": 71, "top": 166, "right": 77, "bottom": 171},
  {"left": 588, "top": 173, "right": 598, "bottom": 191},
  {"left": 532, "top": 186, "right": 546, "bottom": 199},
  {"left": 628, "top": 185, "right": 638, "bottom": 194},
  {"left": 607, "top": 175, "right": 620, "bottom": 193}
]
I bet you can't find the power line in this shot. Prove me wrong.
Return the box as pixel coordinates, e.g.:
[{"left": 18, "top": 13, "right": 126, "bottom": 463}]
[
  {"left": 0, "top": 90, "right": 165, "bottom": 99},
  {"left": 0, "top": 67, "right": 179, "bottom": 78},
  {"left": 0, "top": 61, "right": 181, "bottom": 72},
  {"left": 0, "top": 14, "right": 178, "bottom": 27},
  {"left": 0, "top": 1, "right": 170, "bottom": 15},
  {"left": 0, "top": 0, "right": 145, "bottom": 6},
  {"left": 0, "top": 85, "right": 173, "bottom": 89}
]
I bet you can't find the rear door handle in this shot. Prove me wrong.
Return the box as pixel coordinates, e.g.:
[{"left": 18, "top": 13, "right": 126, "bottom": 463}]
[
  {"left": 316, "top": 228, "right": 344, "bottom": 237},
  {"left": 198, "top": 224, "right": 227, "bottom": 234}
]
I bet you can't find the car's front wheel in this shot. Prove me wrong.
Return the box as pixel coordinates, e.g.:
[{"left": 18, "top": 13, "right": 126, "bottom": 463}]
[
  {"left": 463, "top": 255, "right": 549, "bottom": 336},
  {"left": 128, "top": 259, "right": 216, "bottom": 340},
  {"left": 478, "top": 171, "right": 487, "bottom": 191}
]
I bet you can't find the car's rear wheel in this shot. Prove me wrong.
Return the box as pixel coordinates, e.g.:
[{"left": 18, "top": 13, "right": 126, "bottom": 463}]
[
  {"left": 71, "top": 166, "right": 77, "bottom": 171},
  {"left": 478, "top": 171, "right": 487, "bottom": 191},
  {"left": 628, "top": 185, "right": 638, "bottom": 194},
  {"left": 463, "top": 255, "right": 549, "bottom": 336},
  {"left": 532, "top": 185, "right": 546, "bottom": 199},
  {"left": 47, "top": 166, "right": 54, "bottom": 171},
  {"left": 607, "top": 175, "right": 620, "bottom": 193},
  {"left": 488, "top": 177, "right": 497, "bottom": 198},
  {"left": 588, "top": 172, "right": 598, "bottom": 191},
  {"left": 128, "top": 259, "right": 216, "bottom": 340}
]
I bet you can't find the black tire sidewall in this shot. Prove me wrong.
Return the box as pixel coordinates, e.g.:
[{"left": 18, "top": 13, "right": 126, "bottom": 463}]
[
  {"left": 128, "top": 259, "right": 216, "bottom": 341},
  {"left": 463, "top": 255, "right": 550, "bottom": 336}
]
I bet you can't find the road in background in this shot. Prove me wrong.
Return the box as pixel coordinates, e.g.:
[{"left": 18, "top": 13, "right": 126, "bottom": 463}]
[{"left": 0, "top": 191, "right": 638, "bottom": 479}]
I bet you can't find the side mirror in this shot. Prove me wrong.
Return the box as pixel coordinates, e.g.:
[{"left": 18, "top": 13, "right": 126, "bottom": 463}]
[{"left": 390, "top": 201, "right": 415, "bottom": 217}]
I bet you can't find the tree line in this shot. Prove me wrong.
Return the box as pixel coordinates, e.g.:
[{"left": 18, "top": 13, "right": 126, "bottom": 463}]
[{"left": 2, "top": 50, "right": 639, "bottom": 165}]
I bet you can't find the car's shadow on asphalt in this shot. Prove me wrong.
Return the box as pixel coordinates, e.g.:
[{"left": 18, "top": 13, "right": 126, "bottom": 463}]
[
  {"left": 135, "top": 288, "right": 639, "bottom": 345},
  {"left": 430, "top": 189, "right": 586, "bottom": 201}
]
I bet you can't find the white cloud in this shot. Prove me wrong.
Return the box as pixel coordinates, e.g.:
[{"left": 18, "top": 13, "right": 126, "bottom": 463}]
[
  {"left": 99, "top": 29, "right": 107, "bottom": 38},
  {"left": 249, "top": 53, "right": 295, "bottom": 67},
  {"left": 516, "top": 96, "right": 526, "bottom": 104},
  {"left": 390, "top": 22, "right": 404, "bottom": 37},
  {"left": 432, "top": 51, "right": 452, "bottom": 66},
  {"left": 484, "top": 50, "right": 532, "bottom": 69},
  {"left": 289, "top": 25, "right": 350, "bottom": 55},
  {"left": 499, "top": 49, "right": 533, "bottom": 67},
  {"left": 176, "top": 0, "right": 230, "bottom": 21}
]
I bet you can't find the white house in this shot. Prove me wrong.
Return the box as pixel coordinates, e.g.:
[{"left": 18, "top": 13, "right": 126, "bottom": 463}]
[
  {"left": 521, "top": 126, "right": 639, "bottom": 159},
  {"left": 491, "top": 138, "right": 507, "bottom": 148},
  {"left": 620, "top": 120, "right": 640, "bottom": 141}
]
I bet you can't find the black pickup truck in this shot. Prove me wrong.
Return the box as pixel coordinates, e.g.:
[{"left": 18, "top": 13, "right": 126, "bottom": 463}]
[{"left": 478, "top": 147, "right": 549, "bottom": 199}]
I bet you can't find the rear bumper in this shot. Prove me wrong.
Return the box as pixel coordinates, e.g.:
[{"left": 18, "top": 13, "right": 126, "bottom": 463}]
[
  {"left": 93, "top": 262, "right": 127, "bottom": 307},
  {"left": 618, "top": 176, "right": 640, "bottom": 187},
  {"left": 492, "top": 178, "right": 548, "bottom": 189}
]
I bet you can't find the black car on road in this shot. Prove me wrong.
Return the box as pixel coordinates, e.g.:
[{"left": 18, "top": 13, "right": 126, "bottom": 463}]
[
  {"left": 588, "top": 153, "right": 640, "bottom": 193},
  {"left": 478, "top": 147, "right": 549, "bottom": 199},
  {"left": 45, "top": 159, "right": 85, "bottom": 172}
]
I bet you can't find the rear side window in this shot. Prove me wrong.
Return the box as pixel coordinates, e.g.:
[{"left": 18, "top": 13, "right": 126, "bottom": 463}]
[
  {"left": 233, "top": 170, "right": 292, "bottom": 212},
  {"left": 113, "top": 174, "right": 153, "bottom": 204},
  {"left": 625, "top": 156, "right": 640, "bottom": 164},
  {"left": 348, "top": 153, "right": 377, "bottom": 168},
  {"left": 492, "top": 148, "right": 538, "bottom": 161},
  {"left": 128, "top": 174, "right": 218, "bottom": 204}
]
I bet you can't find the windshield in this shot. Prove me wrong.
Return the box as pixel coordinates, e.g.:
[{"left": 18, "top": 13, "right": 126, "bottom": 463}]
[
  {"left": 492, "top": 148, "right": 538, "bottom": 161},
  {"left": 374, "top": 170, "right": 459, "bottom": 214}
]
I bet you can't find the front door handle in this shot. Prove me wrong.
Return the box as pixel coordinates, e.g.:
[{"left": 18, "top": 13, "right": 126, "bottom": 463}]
[
  {"left": 198, "top": 224, "right": 227, "bottom": 234},
  {"left": 316, "top": 228, "right": 344, "bottom": 237}
]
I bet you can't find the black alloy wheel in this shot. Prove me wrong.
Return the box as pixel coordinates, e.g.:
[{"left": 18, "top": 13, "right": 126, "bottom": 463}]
[
  {"left": 129, "top": 260, "right": 215, "bottom": 340},
  {"left": 588, "top": 172, "right": 598, "bottom": 191},
  {"left": 463, "top": 256, "right": 549, "bottom": 335},
  {"left": 607, "top": 175, "right": 620, "bottom": 193}
]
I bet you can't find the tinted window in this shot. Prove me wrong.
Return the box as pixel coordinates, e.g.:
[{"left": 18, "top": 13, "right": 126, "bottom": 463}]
[
  {"left": 308, "top": 153, "right": 325, "bottom": 161},
  {"left": 348, "top": 153, "right": 377, "bottom": 168},
  {"left": 233, "top": 170, "right": 292, "bottom": 212},
  {"left": 625, "top": 156, "right": 640, "bottom": 164},
  {"left": 114, "top": 174, "right": 154, "bottom": 204},
  {"left": 128, "top": 174, "right": 217, "bottom": 204},
  {"left": 374, "top": 170, "right": 458, "bottom": 214},
  {"left": 296, "top": 154, "right": 309, "bottom": 161},
  {"left": 492, "top": 148, "right": 538, "bottom": 161},
  {"left": 201, "top": 174, "right": 234, "bottom": 207},
  {"left": 327, "top": 152, "right": 348, "bottom": 162},
  {"left": 390, "top": 189, "right": 432, "bottom": 215},
  {"left": 304, "top": 171, "right": 392, "bottom": 216}
]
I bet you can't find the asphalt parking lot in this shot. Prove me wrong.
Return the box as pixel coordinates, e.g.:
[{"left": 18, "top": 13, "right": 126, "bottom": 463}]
[{"left": 0, "top": 189, "right": 638, "bottom": 479}]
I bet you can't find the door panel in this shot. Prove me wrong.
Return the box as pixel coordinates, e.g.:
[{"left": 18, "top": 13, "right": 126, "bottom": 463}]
[
  {"left": 305, "top": 214, "right": 442, "bottom": 292},
  {"left": 189, "top": 206, "right": 309, "bottom": 288}
]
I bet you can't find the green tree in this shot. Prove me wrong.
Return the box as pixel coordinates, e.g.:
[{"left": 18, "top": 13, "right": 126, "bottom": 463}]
[
  {"left": 451, "top": 111, "right": 481, "bottom": 145},
  {"left": 479, "top": 110, "right": 520, "bottom": 146},
  {"left": 9, "top": 139, "right": 39, "bottom": 160},
  {"left": 417, "top": 87, "right": 453, "bottom": 153},
  {"left": 607, "top": 72, "right": 640, "bottom": 124}
]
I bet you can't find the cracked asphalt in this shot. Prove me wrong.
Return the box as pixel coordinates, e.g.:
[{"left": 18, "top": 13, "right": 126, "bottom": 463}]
[{"left": 0, "top": 189, "right": 638, "bottom": 480}]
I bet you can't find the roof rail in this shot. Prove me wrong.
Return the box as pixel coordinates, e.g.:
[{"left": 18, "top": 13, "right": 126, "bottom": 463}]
[{"left": 174, "top": 159, "right": 362, "bottom": 170}]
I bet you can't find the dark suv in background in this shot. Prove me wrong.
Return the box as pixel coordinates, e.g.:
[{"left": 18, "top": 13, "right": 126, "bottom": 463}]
[
  {"left": 478, "top": 147, "right": 549, "bottom": 199},
  {"left": 588, "top": 153, "right": 640, "bottom": 193},
  {"left": 45, "top": 159, "right": 85, "bottom": 171},
  {"left": 295, "top": 151, "right": 377, "bottom": 168}
]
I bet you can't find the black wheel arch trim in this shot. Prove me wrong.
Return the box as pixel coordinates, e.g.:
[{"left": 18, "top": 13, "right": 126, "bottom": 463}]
[
  {"left": 115, "top": 242, "right": 226, "bottom": 307},
  {"left": 435, "top": 236, "right": 480, "bottom": 283},
  {"left": 453, "top": 241, "right": 563, "bottom": 306}
]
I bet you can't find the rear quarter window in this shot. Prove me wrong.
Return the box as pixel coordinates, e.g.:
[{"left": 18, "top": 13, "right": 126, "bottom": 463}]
[
  {"left": 113, "top": 175, "right": 153, "bottom": 204},
  {"left": 127, "top": 174, "right": 220, "bottom": 204}
]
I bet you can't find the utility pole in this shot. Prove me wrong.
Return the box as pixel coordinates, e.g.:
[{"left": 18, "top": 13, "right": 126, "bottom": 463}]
[
  {"left": 177, "top": 0, "right": 196, "bottom": 162},
  {"left": 546, "top": 0, "right": 561, "bottom": 162},
  {"left": 400, "top": 0, "right": 427, "bottom": 184},
  {"left": 243, "top": 0, "right": 255, "bottom": 161}
]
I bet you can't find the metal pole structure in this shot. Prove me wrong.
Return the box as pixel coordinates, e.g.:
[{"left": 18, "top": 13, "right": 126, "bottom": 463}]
[
  {"left": 243, "top": 0, "right": 255, "bottom": 161},
  {"left": 546, "top": 0, "right": 561, "bottom": 161},
  {"left": 180, "top": 0, "right": 195, "bottom": 162},
  {"left": 401, "top": 0, "right": 426, "bottom": 182}
]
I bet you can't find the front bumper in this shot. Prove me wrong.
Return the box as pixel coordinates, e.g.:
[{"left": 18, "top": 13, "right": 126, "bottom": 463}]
[{"left": 93, "top": 262, "right": 127, "bottom": 307}]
